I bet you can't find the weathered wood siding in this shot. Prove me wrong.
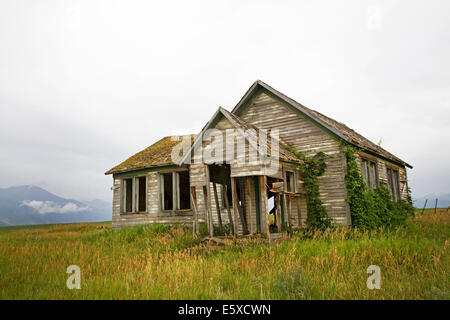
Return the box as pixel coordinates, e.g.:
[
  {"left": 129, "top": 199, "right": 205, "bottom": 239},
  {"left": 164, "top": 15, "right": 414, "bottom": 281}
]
[
  {"left": 281, "top": 163, "right": 307, "bottom": 227},
  {"left": 356, "top": 151, "right": 409, "bottom": 201},
  {"left": 236, "top": 90, "right": 351, "bottom": 225},
  {"left": 111, "top": 166, "right": 195, "bottom": 230},
  {"left": 201, "top": 114, "right": 277, "bottom": 178}
]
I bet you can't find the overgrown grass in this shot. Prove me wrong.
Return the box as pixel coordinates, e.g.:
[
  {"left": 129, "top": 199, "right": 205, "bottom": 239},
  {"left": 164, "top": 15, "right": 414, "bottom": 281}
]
[{"left": 0, "top": 209, "right": 448, "bottom": 299}]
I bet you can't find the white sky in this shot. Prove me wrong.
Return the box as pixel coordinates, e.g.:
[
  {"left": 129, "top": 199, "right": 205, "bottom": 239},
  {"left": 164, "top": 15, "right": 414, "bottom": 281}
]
[{"left": 0, "top": 0, "right": 449, "bottom": 201}]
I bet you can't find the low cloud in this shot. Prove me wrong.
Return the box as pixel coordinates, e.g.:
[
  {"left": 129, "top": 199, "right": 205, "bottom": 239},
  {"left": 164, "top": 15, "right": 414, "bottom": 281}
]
[{"left": 21, "top": 200, "right": 90, "bottom": 214}]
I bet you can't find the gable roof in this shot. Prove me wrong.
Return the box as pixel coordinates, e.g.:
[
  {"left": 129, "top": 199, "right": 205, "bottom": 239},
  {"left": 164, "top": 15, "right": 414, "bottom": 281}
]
[
  {"left": 232, "top": 80, "right": 412, "bottom": 168},
  {"left": 105, "top": 136, "right": 193, "bottom": 175},
  {"left": 179, "top": 106, "right": 301, "bottom": 165}
]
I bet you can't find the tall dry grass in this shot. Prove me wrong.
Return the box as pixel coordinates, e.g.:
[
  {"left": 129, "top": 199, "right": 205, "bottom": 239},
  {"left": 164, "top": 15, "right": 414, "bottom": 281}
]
[{"left": 0, "top": 210, "right": 448, "bottom": 299}]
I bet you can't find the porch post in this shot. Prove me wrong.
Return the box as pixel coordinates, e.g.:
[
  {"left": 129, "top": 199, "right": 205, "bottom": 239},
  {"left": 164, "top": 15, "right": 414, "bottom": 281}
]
[
  {"left": 246, "top": 177, "right": 255, "bottom": 234},
  {"left": 259, "top": 175, "right": 270, "bottom": 236},
  {"left": 275, "top": 193, "right": 282, "bottom": 232},
  {"left": 202, "top": 185, "right": 213, "bottom": 237},
  {"left": 296, "top": 196, "right": 302, "bottom": 227},
  {"left": 285, "top": 194, "right": 291, "bottom": 225},
  {"left": 223, "top": 184, "right": 234, "bottom": 235},
  {"left": 212, "top": 182, "right": 223, "bottom": 235},
  {"left": 231, "top": 177, "right": 239, "bottom": 236},
  {"left": 190, "top": 186, "right": 200, "bottom": 237},
  {"left": 204, "top": 166, "right": 214, "bottom": 237}
]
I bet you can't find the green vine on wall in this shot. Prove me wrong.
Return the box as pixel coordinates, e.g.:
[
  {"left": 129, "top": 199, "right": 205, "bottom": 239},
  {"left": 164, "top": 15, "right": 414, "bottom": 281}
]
[
  {"left": 288, "top": 147, "right": 331, "bottom": 230},
  {"left": 345, "top": 145, "right": 414, "bottom": 230}
]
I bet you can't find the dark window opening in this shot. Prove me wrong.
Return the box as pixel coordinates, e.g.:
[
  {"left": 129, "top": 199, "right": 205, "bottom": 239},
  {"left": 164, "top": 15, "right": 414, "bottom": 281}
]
[
  {"left": 162, "top": 171, "right": 191, "bottom": 211},
  {"left": 285, "top": 171, "right": 295, "bottom": 192},
  {"left": 179, "top": 171, "right": 190, "bottom": 210},
  {"left": 163, "top": 173, "right": 173, "bottom": 210},
  {"left": 138, "top": 176, "right": 146, "bottom": 212},
  {"left": 124, "top": 178, "right": 133, "bottom": 213}
]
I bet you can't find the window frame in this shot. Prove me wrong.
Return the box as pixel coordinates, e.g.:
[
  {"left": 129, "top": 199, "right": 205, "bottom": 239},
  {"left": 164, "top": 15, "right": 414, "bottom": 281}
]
[
  {"left": 121, "top": 175, "right": 147, "bottom": 214},
  {"left": 284, "top": 169, "right": 297, "bottom": 193},
  {"left": 136, "top": 176, "right": 147, "bottom": 213},
  {"left": 360, "top": 157, "right": 379, "bottom": 189},
  {"left": 386, "top": 167, "right": 401, "bottom": 202},
  {"left": 160, "top": 170, "right": 191, "bottom": 212}
]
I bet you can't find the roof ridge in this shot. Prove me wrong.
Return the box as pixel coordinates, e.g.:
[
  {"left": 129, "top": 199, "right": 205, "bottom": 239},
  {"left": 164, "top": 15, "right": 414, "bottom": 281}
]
[{"left": 233, "top": 80, "right": 412, "bottom": 168}]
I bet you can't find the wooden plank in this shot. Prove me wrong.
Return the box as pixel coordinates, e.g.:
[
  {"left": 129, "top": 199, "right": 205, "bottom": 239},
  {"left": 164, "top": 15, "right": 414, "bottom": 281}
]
[
  {"left": 296, "top": 196, "right": 302, "bottom": 227},
  {"left": 246, "top": 177, "right": 254, "bottom": 234},
  {"left": 237, "top": 203, "right": 249, "bottom": 235},
  {"left": 212, "top": 182, "right": 223, "bottom": 235},
  {"left": 238, "top": 91, "right": 352, "bottom": 226},
  {"left": 421, "top": 199, "right": 428, "bottom": 215},
  {"left": 205, "top": 166, "right": 214, "bottom": 236},
  {"left": 271, "top": 181, "right": 284, "bottom": 193},
  {"left": 275, "top": 193, "right": 282, "bottom": 232},
  {"left": 202, "top": 185, "right": 213, "bottom": 237},
  {"left": 231, "top": 177, "right": 239, "bottom": 236},
  {"left": 190, "top": 186, "right": 199, "bottom": 237},
  {"left": 286, "top": 194, "right": 291, "bottom": 225},
  {"left": 260, "top": 175, "right": 270, "bottom": 236},
  {"left": 223, "top": 184, "right": 234, "bottom": 235},
  {"left": 236, "top": 178, "right": 249, "bottom": 235},
  {"left": 254, "top": 177, "right": 261, "bottom": 233}
]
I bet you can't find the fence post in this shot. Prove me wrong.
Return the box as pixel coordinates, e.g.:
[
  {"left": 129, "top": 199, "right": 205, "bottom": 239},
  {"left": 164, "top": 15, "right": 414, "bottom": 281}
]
[{"left": 421, "top": 199, "right": 428, "bottom": 215}]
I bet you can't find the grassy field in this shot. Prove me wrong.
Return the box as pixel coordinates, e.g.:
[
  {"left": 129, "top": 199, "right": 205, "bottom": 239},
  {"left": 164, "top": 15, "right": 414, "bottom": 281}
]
[{"left": 0, "top": 208, "right": 448, "bottom": 300}]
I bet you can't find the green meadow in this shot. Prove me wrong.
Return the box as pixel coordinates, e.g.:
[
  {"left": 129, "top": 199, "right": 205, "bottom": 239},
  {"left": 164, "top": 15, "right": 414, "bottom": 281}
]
[{"left": 0, "top": 208, "right": 448, "bottom": 299}]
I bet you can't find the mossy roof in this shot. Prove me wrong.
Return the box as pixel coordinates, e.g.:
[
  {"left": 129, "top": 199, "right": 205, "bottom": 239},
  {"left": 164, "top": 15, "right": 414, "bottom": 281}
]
[
  {"left": 105, "top": 136, "right": 193, "bottom": 175},
  {"left": 106, "top": 108, "right": 302, "bottom": 176}
]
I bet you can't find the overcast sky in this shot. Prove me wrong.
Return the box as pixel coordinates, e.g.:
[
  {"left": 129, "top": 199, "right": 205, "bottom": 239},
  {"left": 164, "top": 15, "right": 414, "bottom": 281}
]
[{"left": 0, "top": 0, "right": 449, "bottom": 202}]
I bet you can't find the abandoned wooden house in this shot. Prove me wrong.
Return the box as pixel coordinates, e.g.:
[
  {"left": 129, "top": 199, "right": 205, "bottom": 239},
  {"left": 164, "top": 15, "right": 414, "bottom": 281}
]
[{"left": 105, "top": 80, "right": 412, "bottom": 235}]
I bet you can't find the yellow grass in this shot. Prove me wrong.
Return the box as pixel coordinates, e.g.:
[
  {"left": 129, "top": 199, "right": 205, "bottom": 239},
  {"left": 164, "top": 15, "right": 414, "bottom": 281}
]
[{"left": 0, "top": 210, "right": 448, "bottom": 299}]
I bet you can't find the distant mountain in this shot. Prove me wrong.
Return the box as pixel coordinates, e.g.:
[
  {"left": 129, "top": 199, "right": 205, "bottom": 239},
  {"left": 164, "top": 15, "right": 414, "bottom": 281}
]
[
  {"left": 413, "top": 193, "right": 450, "bottom": 209},
  {"left": 0, "top": 185, "right": 111, "bottom": 226}
]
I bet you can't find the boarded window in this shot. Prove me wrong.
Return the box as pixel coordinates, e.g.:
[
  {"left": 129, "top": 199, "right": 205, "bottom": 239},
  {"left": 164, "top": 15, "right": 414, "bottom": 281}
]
[
  {"left": 124, "top": 178, "right": 133, "bottom": 213},
  {"left": 361, "top": 160, "right": 368, "bottom": 185},
  {"left": 285, "top": 170, "right": 295, "bottom": 192},
  {"left": 361, "top": 158, "right": 378, "bottom": 189},
  {"left": 368, "top": 162, "right": 377, "bottom": 189},
  {"left": 387, "top": 168, "right": 400, "bottom": 202},
  {"left": 138, "top": 176, "right": 146, "bottom": 212},
  {"left": 162, "top": 173, "right": 173, "bottom": 210}
]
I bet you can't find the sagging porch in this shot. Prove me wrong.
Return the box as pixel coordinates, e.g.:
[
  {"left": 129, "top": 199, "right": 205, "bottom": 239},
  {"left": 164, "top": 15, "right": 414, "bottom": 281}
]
[{"left": 189, "top": 163, "right": 307, "bottom": 238}]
